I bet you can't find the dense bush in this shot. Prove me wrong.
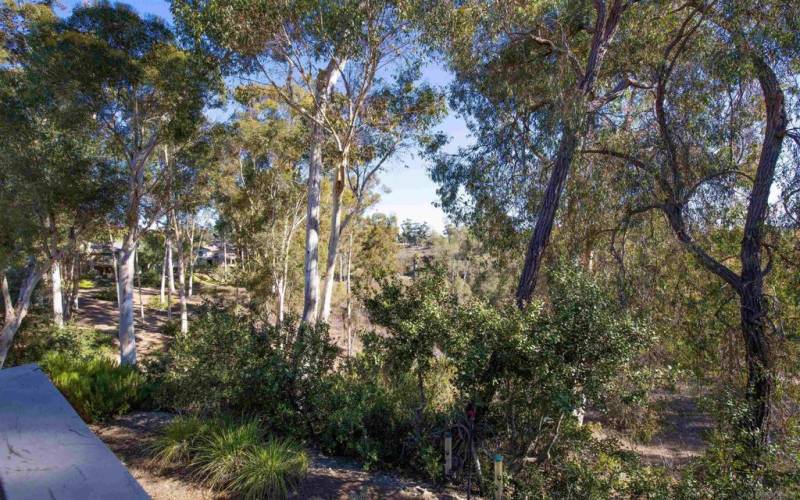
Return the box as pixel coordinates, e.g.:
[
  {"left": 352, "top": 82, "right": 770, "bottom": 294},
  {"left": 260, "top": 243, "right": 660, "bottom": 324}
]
[
  {"left": 151, "top": 267, "right": 663, "bottom": 495},
  {"left": 150, "top": 301, "right": 338, "bottom": 435},
  {"left": 357, "top": 264, "right": 654, "bottom": 486},
  {"left": 673, "top": 392, "right": 800, "bottom": 499},
  {"left": 152, "top": 416, "right": 308, "bottom": 499},
  {"left": 41, "top": 352, "right": 149, "bottom": 423}
]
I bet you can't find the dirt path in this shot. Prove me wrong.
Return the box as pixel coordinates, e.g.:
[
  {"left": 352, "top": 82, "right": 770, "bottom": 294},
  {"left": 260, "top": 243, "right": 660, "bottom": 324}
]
[
  {"left": 92, "top": 412, "right": 463, "bottom": 500},
  {"left": 75, "top": 286, "right": 206, "bottom": 358},
  {"left": 589, "top": 388, "right": 712, "bottom": 467}
]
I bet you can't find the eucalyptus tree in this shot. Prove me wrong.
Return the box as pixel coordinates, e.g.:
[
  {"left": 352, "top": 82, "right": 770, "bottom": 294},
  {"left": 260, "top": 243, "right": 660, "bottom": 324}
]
[
  {"left": 318, "top": 73, "right": 445, "bottom": 321},
  {"left": 159, "top": 126, "right": 219, "bottom": 334},
  {"left": 173, "top": 0, "right": 438, "bottom": 323},
  {"left": 215, "top": 90, "right": 309, "bottom": 325},
  {"left": 428, "top": 0, "right": 645, "bottom": 307},
  {"left": 0, "top": 2, "right": 120, "bottom": 366},
  {"left": 57, "top": 3, "right": 220, "bottom": 365},
  {"left": 587, "top": 0, "right": 800, "bottom": 450}
]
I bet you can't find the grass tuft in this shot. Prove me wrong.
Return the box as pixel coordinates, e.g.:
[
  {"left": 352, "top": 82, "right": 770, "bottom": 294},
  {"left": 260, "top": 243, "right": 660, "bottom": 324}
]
[
  {"left": 232, "top": 438, "right": 309, "bottom": 499},
  {"left": 150, "top": 415, "right": 214, "bottom": 467},
  {"left": 152, "top": 416, "right": 309, "bottom": 498},
  {"left": 192, "top": 419, "right": 262, "bottom": 490}
]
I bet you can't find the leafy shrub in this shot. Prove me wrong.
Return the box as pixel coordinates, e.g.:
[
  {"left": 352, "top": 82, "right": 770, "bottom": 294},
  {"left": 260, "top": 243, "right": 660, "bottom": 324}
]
[
  {"left": 160, "top": 319, "right": 180, "bottom": 337},
  {"left": 152, "top": 301, "right": 338, "bottom": 435},
  {"left": 153, "top": 416, "right": 308, "bottom": 499},
  {"left": 511, "top": 424, "right": 674, "bottom": 499},
  {"left": 41, "top": 352, "right": 149, "bottom": 423},
  {"left": 360, "top": 263, "right": 655, "bottom": 487},
  {"left": 674, "top": 393, "right": 800, "bottom": 499},
  {"left": 7, "top": 322, "right": 113, "bottom": 367}
]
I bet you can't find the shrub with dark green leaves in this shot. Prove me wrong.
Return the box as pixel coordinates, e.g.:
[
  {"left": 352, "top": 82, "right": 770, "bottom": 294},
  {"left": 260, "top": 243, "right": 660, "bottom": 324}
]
[
  {"left": 361, "top": 263, "right": 655, "bottom": 487},
  {"left": 41, "top": 352, "right": 149, "bottom": 423},
  {"left": 153, "top": 301, "right": 338, "bottom": 435}
]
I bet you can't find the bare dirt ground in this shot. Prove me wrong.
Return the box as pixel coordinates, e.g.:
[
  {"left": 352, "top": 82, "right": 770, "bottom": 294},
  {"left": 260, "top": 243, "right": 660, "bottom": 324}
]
[
  {"left": 92, "top": 412, "right": 462, "bottom": 500},
  {"left": 589, "top": 388, "right": 713, "bottom": 468}
]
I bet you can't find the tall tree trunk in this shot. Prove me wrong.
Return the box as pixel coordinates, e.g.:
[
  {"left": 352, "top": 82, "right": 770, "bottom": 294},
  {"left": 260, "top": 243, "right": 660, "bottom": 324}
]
[
  {"left": 656, "top": 52, "right": 785, "bottom": 446},
  {"left": 51, "top": 260, "right": 64, "bottom": 328},
  {"left": 515, "top": 0, "right": 627, "bottom": 307},
  {"left": 160, "top": 237, "right": 167, "bottom": 303},
  {"left": 117, "top": 244, "right": 137, "bottom": 366},
  {"left": 166, "top": 236, "right": 174, "bottom": 321},
  {"left": 276, "top": 278, "right": 286, "bottom": 328},
  {"left": 67, "top": 251, "right": 80, "bottom": 319},
  {"left": 188, "top": 219, "right": 196, "bottom": 297},
  {"left": 167, "top": 237, "right": 175, "bottom": 294},
  {"left": 136, "top": 249, "right": 144, "bottom": 320},
  {"left": 736, "top": 53, "right": 785, "bottom": 444},
  {"left": 222, "top": 237, "right": 228, "bottom": 272},
  {"left": 345, "top": 231, "right": 353, "bottom": 357},
  {"left": 110, "top": 235, "right": 121, "bottom": 308},
  {"left": 188, "top": 263, "right": 194, "bottom": 297},
  {"left": 516, "top": 129, "right": 579, "bottom": 307},
  {"left": 176, "top": 236, "right": 189, "bottom": 334},
  {"left": 0, "top": 264, "right": 45, "bottom": 368},
  {"left": 320, "top": 159, "right": 348, "bottom": 322},
  {"left": 302, "top": 58, "right": 345, "bottom": 323}
]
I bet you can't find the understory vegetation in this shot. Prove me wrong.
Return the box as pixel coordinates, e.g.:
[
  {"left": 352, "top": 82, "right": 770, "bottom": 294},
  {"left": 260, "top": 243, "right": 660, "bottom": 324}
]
[
  {"left": 1, "top": 0, "right": 798, "bottom": 498},
  {"left": 137, "top": 265, "right": 795, "bottom": 498},
  {"left": 151, "top": 416, "right": 308, "bottom": 499}
]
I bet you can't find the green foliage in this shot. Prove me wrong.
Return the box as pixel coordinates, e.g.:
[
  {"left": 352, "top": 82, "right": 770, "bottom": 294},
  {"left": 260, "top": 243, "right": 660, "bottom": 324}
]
[
  {"left": 193, "top": 419, "right": 263, "bottom": 489},
  {"left": 41, "top": 352, "right": 149, "bottom": 423},
  {"left": 399, "top": 219, "right": 432, "bottom": 246},
  {"left": 152, "top": 416, "right": 308, "bottom": 499},
  {"left": 232, "top": 438, "right": 309, "bottom": 499},
  {"left": 6, "top": 321, "right": 113, "bottom": 367},
  {"left": 512, "top": 426, "right": 674, "bottom": 499},
  {"left": 151, "top": 415, "right": 214, "bottom": 467},
  {"left": 354, "top": 262, "right": 654, "bottom": 485},
  {"left": 94, "top": 286, "right": 117, "bottom": 302},
  {"left": 152, "top": 302, "right": 338, "bottom": 434},
  {"left": 672, "top": 393, "right": 800, "bottom": 499},
  {"left": 310, "top": 353, "right": 455, "bottom": 474},
  {"left": 78, "top": 278, "right": 97, "bottom": 289}
]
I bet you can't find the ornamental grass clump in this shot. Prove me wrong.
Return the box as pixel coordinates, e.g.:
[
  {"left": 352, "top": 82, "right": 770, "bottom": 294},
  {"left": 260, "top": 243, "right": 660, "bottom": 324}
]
[{"left": 153, "top": 416, "right": 309, "bottom": 499}]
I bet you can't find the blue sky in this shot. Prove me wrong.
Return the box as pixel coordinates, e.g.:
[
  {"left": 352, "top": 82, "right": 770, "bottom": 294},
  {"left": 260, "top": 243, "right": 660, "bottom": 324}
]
[{"left": 58, "top": 0, "right": 470, "bottom": 233}]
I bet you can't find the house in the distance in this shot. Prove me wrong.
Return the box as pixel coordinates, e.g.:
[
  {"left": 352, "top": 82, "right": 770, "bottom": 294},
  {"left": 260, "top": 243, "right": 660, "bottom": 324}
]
[{"left": 195, "top": 242, "right": 237, "bottom": 267}]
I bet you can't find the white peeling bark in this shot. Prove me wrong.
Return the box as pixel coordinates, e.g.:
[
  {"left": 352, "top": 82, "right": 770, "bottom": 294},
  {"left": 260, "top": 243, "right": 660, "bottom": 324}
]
[
  {"left": 160, "top": 238, "right": 167, "bottom": 303},
  {"left": 319, "top": 158, "right": 348, "bottom": 323},
  {"left": 1, "top": 264, "right": 45, "bottom": 369},
  {"left": 167, "top": 237, "right": 175, "bottom": 294},
  {"left": 302, "top": 57, "right": 345, "bottom": 323},
  {"left": 176, "top": 238, "right": 188, "bottom": 334},
  {"left": 51, "top": 261, "right": 64, "bottom": 328}
]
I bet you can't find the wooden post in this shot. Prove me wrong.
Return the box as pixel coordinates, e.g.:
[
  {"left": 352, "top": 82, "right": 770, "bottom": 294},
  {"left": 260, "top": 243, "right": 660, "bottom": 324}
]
[
  {"left": 494, "top": 454, "right": 503, "bottom": 499},
  {"left": 444, "top": 432, "right": 452, "bottom": 475}
]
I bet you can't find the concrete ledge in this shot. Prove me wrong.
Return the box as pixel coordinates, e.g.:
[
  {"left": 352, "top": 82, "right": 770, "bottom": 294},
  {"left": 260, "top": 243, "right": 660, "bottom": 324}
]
[{"left": 0, "top": 364, "right": 149, "bottom": 499}]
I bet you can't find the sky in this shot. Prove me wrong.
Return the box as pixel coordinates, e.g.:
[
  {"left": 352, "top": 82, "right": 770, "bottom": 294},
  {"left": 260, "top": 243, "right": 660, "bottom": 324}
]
[{"left": 57, "top": 0, "right": 471, "bottom": 233}]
